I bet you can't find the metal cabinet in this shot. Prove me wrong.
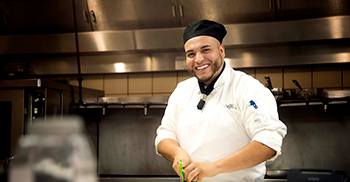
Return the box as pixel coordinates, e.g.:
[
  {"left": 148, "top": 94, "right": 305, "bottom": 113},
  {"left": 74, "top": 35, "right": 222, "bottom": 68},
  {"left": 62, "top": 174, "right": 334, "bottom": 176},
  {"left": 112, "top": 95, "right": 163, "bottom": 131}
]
[
  {"left": 275, "top": 0, "right": 350, "bottom": 21},
  {"left": 86, "top": 0, "right": 276, "bottom": 31},
  {"left": 86, "top": 0, "right": 180, "bottom": 31},
  {"left": 74, "top": 0, "right": 94, "bottom": 32},
  {"left": 177, "top": 0, "right": 276, "bottom": 26},
  {"left": 0, "top": 0, "right": 92, "bottom": 35}
]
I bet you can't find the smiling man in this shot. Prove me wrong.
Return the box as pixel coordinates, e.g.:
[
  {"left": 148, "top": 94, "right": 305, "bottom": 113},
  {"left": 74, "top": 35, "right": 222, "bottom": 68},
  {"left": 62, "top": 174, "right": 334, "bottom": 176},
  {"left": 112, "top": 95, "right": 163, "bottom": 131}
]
[{"left": 155, "top": 20, "right": 287, "bottom": 182}]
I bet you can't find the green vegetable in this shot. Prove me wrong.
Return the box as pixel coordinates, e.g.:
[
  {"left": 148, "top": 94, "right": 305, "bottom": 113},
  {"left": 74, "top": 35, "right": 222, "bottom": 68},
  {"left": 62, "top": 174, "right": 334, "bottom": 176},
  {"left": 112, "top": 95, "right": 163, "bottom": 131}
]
[{"left": 179, "top": 159, "right": 186, "bottom": 182}]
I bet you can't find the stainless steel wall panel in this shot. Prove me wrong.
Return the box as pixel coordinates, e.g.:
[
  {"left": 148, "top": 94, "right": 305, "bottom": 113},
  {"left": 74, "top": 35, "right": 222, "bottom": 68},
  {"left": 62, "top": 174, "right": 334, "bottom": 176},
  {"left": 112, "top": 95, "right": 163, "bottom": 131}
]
[
  {"left": 134, "top": 28, "right": 184, "bottom": 50},
  {"left": 0, "top": 34, "right": 76, "bottom": 54},
  {"left": 267, "top": 104, "right": 350, "bottom": 174},
  {"left": 78, "top": 31, "right": 135, "bottom": 52},
  {"left": 98, "top": 108, "right": 176, "bottom": 175},
  {"left": 224, "top": 16, "right": 350, "bottom": 46},
  {"left": 29, "top": 56, "right": 78, "bottom": 75},
  {"left": 174, "top": 40, "right": 350, "bottom": 70},
  {"left": 224, "top": 40, "right": 350, "bottom": 68},
  {"left": 151, "top": 52, "right": 184, "bottom": 71},
  {"left": 80, "top": 54, "right": 152, "bottom": 74}
]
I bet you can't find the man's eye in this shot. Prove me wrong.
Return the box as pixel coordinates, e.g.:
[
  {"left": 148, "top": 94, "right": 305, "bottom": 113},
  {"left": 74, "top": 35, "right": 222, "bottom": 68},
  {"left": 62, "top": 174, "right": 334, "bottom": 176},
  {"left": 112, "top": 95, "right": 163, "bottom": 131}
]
[
  {"left": 203, "top": 49, "right": 210, "bottom": 52},
  {"left": 187, "top": 53, "right": 195, "bottom": 57}
]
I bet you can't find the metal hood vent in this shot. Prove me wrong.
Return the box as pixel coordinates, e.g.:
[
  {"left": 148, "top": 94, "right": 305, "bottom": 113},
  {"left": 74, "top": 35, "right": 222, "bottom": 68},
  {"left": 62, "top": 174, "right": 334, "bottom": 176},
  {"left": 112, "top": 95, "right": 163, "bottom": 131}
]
[
  {"left": 1, "top": 16, "right": 350, "bottom": 54},
  {"left": 1, "top": 16, "right": 350, "bottom": 75}
]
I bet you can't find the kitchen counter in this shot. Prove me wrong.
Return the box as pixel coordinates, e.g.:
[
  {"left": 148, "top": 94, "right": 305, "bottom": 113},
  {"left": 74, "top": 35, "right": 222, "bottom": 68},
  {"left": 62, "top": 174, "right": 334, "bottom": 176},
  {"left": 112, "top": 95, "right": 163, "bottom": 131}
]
[{"left": 99, "top": 177, "right": 287, "bottom": 182}]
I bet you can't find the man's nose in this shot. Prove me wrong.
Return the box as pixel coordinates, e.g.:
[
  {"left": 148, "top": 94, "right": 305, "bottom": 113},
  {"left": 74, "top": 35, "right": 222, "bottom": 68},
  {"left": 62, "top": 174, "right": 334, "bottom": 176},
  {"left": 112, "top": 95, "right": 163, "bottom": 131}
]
[{"left": 195, "top": 53, "right": 204, "bottom": 63}]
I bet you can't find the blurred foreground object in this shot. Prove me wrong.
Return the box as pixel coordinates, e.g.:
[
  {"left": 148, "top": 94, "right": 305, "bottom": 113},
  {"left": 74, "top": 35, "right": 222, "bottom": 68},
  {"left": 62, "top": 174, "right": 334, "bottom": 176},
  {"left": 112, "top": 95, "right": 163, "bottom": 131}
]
[{"left": 9, "top": 116, "right": 97, "bottom": 182}]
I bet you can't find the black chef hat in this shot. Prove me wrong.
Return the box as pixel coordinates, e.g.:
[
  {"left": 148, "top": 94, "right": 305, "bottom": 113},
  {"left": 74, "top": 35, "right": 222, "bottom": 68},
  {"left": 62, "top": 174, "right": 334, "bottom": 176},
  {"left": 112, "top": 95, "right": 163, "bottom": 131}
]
[{"left": 183, "top": 20, "right": 227, "bottom": 44}]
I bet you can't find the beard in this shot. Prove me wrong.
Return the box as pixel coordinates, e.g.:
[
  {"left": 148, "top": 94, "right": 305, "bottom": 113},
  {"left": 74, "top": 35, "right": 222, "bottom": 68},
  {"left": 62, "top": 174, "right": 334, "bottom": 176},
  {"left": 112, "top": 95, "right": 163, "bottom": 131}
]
[{"left": 189, "top": 56, "right": 224, "bottom": 83}]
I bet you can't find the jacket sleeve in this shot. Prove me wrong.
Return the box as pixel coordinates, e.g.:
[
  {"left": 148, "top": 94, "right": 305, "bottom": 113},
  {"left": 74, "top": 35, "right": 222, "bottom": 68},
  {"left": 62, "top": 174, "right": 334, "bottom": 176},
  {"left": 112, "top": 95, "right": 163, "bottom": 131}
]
[
  {"left": 238, "top": 77, "right": 287, "bottom": 161},
  {"left": 154, "top": 84, "right": 181, "bottom": 156}
]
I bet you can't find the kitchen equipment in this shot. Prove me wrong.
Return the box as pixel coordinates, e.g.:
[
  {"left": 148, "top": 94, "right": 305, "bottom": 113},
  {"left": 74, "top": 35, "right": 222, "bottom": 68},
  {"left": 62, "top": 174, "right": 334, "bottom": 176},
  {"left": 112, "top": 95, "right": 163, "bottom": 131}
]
[
  {"left": 287, "top": 169, "right": 346, "bottom": 182},
  {"left": 265, "top": 169, "right": 289, "bottom": 179},
  {"left": 264, "top": 76, "right": 287, "bottom": 101},
  {"left": 291, "top": 80, "right": 324, "bottom": 99},
  {"left": 9, "top": 117, "right": 98, "bottom": 182}
]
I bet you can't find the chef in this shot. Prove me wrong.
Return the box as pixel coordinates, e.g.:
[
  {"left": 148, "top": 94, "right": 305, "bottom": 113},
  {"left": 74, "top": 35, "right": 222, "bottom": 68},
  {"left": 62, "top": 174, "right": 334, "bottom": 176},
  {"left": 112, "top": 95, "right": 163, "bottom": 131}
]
[{"left": 155, "top": 19, "right": 287, "bottom": 182}]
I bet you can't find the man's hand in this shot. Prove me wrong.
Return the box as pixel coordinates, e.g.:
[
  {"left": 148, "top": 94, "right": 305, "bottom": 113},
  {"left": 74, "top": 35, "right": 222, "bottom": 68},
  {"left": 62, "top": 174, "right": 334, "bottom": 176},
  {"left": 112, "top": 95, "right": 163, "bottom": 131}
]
[
  {"left": 183, "top": 161, "right": 219, "bottom": 182},
  {"left": 171, "top": 148, "right": 191, "bottom": 177},
  {"left": 157, "top": 139, "right": 191, "bottom": 177}
]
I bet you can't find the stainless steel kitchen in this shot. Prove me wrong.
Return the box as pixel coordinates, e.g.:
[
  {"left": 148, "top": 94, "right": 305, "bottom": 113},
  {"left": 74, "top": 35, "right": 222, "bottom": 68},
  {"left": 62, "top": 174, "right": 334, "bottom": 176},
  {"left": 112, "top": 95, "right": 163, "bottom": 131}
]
[{"left": 0, "top": 0, "right": 350, "bottom": 182}]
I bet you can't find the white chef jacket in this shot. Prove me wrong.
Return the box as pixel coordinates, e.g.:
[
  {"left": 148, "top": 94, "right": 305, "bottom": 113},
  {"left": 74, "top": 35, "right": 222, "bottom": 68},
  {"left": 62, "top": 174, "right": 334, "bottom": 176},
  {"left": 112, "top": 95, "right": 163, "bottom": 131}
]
[{"left": 155, "top": 62, "right": 287, "bottom": 182}]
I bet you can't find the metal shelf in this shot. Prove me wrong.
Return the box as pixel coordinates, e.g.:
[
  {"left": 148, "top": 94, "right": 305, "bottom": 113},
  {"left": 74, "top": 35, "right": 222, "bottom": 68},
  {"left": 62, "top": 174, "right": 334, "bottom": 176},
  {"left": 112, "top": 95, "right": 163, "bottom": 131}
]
[
  {"left": 278, "top": 90, "right": 350, "bottom": 107},
  {"left": 78, "top": 90, "right": 350, "bottom": 114}
]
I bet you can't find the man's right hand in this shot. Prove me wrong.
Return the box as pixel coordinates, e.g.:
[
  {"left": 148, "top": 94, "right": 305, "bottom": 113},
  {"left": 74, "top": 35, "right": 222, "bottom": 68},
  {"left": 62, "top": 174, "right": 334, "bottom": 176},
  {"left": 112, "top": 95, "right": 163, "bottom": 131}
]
[
  {"left": 157, "top": 138, "right": 191, "bottom": 177},
  {"left": 172, "top": 148, "right": 191, "bottom": 176}
]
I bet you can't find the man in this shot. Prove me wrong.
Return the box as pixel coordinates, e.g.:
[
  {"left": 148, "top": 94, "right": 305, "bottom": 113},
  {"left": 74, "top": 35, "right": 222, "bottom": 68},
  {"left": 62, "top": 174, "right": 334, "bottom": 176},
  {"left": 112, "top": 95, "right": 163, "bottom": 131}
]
[{"left": 155, "top": 20, "right": 287, "bottom": 182}]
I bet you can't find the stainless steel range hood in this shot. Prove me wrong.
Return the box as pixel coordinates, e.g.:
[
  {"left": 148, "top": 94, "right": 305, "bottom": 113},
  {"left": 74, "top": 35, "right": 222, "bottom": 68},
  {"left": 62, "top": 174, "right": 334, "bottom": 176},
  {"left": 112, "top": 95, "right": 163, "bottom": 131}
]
[
  {"left": 1, "top": 16, "right": 350, "bottom": 54},
  {"left": 1, "top": 16, "right": 350, "bottom": 74}
]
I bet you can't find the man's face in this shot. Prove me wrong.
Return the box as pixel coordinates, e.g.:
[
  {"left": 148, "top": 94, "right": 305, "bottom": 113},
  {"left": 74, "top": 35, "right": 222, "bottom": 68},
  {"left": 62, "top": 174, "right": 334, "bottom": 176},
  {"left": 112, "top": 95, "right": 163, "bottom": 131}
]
[{"left": 184, "top": 36, "right": 226, "bottom": 86}]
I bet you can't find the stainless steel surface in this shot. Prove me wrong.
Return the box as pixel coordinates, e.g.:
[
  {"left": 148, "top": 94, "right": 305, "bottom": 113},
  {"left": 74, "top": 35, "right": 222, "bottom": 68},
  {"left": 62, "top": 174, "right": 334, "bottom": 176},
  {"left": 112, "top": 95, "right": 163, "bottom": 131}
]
[
  {"left": 82, "top": 96, "right": 168, "bottom": 111},
  {"left": 177, "top": 0, "right": 275, "bottom": 26},
  {"left": 2, "top": 0, "right": 348, "bottom": 35},
  {"left": 266, "top": 169, "right": 289, "bottom": 179},
  {"left": 98, "top": 96, "right": 169, "bottom": 104},
  {"left": 98, "top": 177, "right": 287, "bottom": 182},
  {"left": 79, "top": 31, "right": 135, "bottom": 52},
  {"left": 84, "top": 0, "right": 275, "bottom": 31},
  {"left": 0, "top": 33, "right": 76, "bottom": 54},
  {"left": 151, "top": 52, "right": 184, "bottom": 71},
  {"left": 177, "top": 38, "right": 350, "bottom": 70},
  {"left": 28, "top": 56, "right": 79, "bottom": 75},
  {"left": 82, "top": 89, "right": 350, "bottom": 108},
  {"left": 77, "top": 97, "right": 350, "bottom": 177},
  {"left": 97, "top": 108, "right": 176, "bottom": 175},
  {"left": 134, "top": 28, "right": 184, "bottom": 50},
  {"left": 323, "top": 90, "right": 350, "bottom": 99},
  {"left": 263, "top": 180, "right": 287, "bottom": 182},
  {"left": 1, "top": 16, "right": 349, "bottom": 53},
  {"left": 266, "top": 104, "right": 350, "bottom": 174},
  {"left": 86, "top": 0, "right": 179, "bottom": 30},
  {"left": 1, "top": 16, "right": 350, "bottom": 74},
  {"left": 223, "top": 39, "right": 350, "bottom": 68},
  {"left": 80, "top": 53, "right": 152, "bottom": 73},
  {"left": 278, "top": 90, "right": 350, "bottom": 107},
  {"left": 276, "top": 0, "right": 350, "bottom": 21},
  {"left": 223, "top": 15, "right": 350, "bottom": 46}
]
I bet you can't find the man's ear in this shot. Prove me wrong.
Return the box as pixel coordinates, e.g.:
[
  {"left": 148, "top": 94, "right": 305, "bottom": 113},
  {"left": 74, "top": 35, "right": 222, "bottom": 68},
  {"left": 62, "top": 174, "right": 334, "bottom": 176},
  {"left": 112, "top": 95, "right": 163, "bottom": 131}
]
[{"left": 219, "top": 44, "right": 226, "bottom": 58}]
